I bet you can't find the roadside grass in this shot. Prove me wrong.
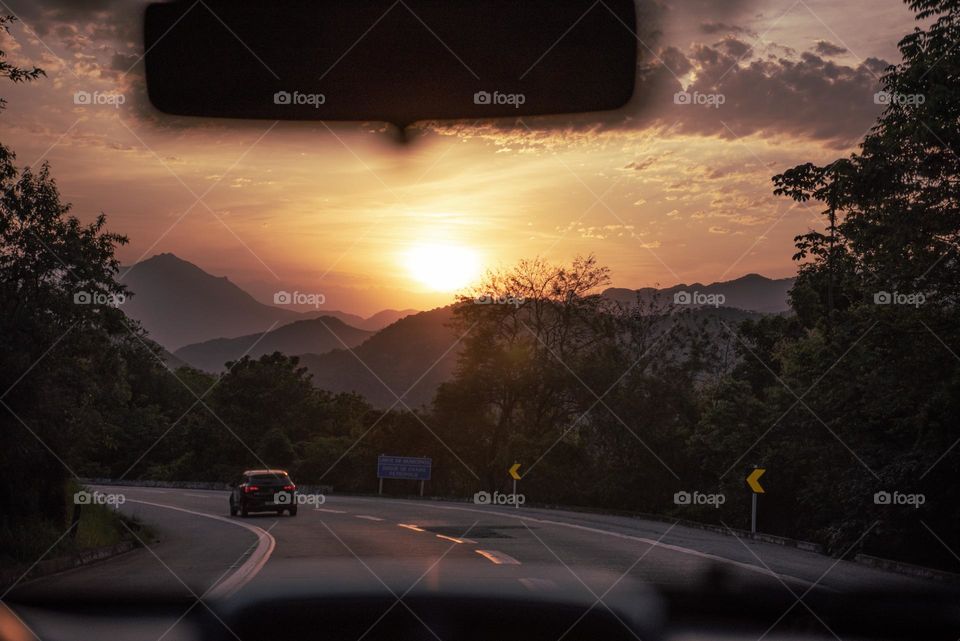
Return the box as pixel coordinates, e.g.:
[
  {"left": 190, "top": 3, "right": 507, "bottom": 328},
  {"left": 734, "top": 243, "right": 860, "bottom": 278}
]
[{"left": 0, "top": 480, "right": 154, "bottom": 586}]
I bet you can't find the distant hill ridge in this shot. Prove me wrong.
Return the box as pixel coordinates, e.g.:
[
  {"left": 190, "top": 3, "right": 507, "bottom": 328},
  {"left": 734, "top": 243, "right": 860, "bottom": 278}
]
[
  {"left": 174, "top": 316, "right": 374, "bottom": 373},
  {"left": 121, "top": 253, "right": 795, "bottom": 407},
  {"left": 119, "top": 253, "right": 416, "bottom": 350},
  {"left": 602, "top": 273, "right": 794, "bottom": 314},
  {"left": 297, "top": 306, "right": 459, "bottom": 409}
]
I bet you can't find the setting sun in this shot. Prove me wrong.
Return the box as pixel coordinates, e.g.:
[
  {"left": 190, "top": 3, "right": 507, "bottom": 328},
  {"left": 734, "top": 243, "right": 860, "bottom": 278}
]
[{"left": 404, "top": 243, "right": 481, "bottom": 292}]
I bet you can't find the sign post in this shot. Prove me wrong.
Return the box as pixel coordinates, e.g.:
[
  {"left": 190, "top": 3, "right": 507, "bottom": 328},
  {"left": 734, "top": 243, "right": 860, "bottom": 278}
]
[
  {"left": 746, "top": 467, "right": 766, "bottom": 534},
  {"left": 377, "top": 455, "right": 432, "bottom": 496}
]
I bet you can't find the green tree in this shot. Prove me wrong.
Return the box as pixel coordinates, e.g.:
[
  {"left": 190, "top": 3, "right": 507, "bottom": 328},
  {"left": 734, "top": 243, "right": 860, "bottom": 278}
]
[
  {"left": 434, "top": 256, "right": 616, "bottom": 491},
  {"left": 714, "top": 0, "right": 960, "bottom": 562}
]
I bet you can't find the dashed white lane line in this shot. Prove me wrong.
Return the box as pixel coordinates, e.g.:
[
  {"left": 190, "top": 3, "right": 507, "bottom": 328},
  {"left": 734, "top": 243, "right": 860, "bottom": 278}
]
[
  {"left": 127, "top": 499, "right": 274, "bottom": 599},
  {"left": 314, "top": 508, "right": 347, "bottom": 514},
  {"left": 476, "top": 550, "right": 521, "bottom": 565},
  {"left": 403, "top": 502, "right": 817, "bottom": 588},
  {"left": 436, "top": 534, "right": 477, "bottom": 544},
  {"left": 397, "top": 524, "right": 477, "bottom": 546},
  {"left": 355, "top": 515, "right": 384, "bottom": 521}
]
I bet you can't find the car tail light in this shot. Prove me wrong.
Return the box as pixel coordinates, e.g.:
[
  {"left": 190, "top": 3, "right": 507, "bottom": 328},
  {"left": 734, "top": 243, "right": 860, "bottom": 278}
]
[
  {"left": 283, "top": 485, "right": 295, "bottom": 491},
  {"left": 243, "top": 485, "right": 259, "bottom": 493}
]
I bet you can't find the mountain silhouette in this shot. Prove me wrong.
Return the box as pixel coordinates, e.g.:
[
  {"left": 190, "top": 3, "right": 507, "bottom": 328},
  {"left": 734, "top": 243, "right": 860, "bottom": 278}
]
[
  {"left": 174, "top": 316, "right": 373, "bottom": 372},
  {"left": 119, "top": 253, "right": 415, "bottom": 350},
  {"left": 602, "top": 273, "right": 795, "bottom": 313},
  {"left": 297, "top": 306, "right": 459, "bottom": 409}
]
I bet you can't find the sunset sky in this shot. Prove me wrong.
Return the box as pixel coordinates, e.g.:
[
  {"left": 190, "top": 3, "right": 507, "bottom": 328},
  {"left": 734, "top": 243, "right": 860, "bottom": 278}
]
[{"left": 0, "top": 0, "right": 920, "bottom": 315}]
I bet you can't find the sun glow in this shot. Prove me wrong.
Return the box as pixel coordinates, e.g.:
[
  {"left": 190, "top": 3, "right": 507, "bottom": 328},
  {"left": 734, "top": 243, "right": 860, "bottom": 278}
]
[{"left": 404, "top": 243, "right": 481, "bottom": 292}]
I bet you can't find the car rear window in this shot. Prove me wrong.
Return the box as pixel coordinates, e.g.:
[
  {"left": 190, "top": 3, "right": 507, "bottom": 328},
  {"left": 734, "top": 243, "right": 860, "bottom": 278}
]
[{"left": 248, "top": 474, "right": 291, "bottom": 485}]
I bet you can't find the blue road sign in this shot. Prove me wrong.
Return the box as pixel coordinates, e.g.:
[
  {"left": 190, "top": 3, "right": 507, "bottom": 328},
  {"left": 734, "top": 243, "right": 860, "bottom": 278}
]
[{"left": 377, "top": 455, "right": 432, "bottom": 481}]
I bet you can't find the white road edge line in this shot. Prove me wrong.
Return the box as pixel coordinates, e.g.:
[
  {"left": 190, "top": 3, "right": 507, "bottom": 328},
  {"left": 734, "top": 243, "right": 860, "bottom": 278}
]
[
  {"left": 127, "top": 499, "right": 275, "bottom": 600},
  {"left": 367, "top": 500, "right": 819, "bottom": 588},
  {"left": 314, "top": 508, "right": 347, "bottom": 513},
  {"left": 476, "top": 549, "right": 521, "bottom": 565},
  {"left": 354, "top": 515, "right": 384, "bottom": 521}
]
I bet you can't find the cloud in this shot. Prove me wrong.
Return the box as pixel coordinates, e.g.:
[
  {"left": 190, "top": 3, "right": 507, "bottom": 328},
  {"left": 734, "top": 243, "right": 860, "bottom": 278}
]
[
  {"left": 556, "top": 222, "right": 639, "bottom": 240},
  {"left": 622, "top": 156, "right": 663, "bottom": 173},
  {"left": 662, "top": 44, "right": 889, "bottom": 148},
  {"left": 9, "top": 0, "right": 888, "bottom": 152},
  {"left": 699, "top": 21, "right": 756, "bottom": 37},
  {"left": 814, "top": 40, "right": 848, "bottom": 56},
  {"left": 437, "top": 33, "right": 887, "bottom": 151},
  {"left": 717, "top": 37, "right": 753, "bottom": 59}
]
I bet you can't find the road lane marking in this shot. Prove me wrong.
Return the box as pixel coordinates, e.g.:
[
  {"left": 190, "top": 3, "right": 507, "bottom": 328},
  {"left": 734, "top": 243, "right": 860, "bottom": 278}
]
[
  {"left": 184, "top": 493, "right": 220, "bottom": 498},
  {"left": 363, "top": 499, "right": 818, "bottom": 588},
  {"left": 314, "top": 508, "right": 346, "bottom": 513},
  {"left": 127, "top": 499, "right": 275, "bottom": 599},
  {"left": 476, "top": 549, "right": 521, "bottom": 565},
  {"left": 398, "top": 523, "right": 425, "bottom": 532},
  {"left": 436, "top": 534, "right": 476, "bottom": 544},
  {"left": 354, "top": 515, "right": 384, "bottom": 521}
]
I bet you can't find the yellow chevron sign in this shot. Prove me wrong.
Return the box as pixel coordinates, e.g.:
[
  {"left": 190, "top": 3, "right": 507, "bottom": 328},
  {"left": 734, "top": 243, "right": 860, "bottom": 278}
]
[
  {"left": 509, "top": 463, "right": 522, "bottom": 480},
  {"left": 747, "top": 468, "right": 766, "bottom": 493}
]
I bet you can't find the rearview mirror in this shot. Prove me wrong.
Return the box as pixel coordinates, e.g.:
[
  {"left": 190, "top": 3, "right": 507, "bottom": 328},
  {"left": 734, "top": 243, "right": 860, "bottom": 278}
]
[{"left": 144, "top": 0, "right": 638, "bottom": 129}]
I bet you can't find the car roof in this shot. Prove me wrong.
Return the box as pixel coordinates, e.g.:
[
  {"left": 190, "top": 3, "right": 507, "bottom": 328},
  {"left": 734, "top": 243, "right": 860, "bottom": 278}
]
[{"left": 243, "top": 469, "right": 289, "bottom": 476}]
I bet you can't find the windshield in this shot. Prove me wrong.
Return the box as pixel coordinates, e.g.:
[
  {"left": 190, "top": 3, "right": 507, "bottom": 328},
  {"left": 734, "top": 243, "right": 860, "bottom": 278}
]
[
  {"left": 248, "top": 474, "right": 291, "bottom": 485},
  {"left": 1, "top": 1, "right": 958, "bottom": 640}
]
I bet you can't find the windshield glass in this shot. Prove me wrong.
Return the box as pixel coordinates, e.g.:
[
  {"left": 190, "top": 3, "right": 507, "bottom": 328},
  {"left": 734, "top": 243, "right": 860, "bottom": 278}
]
[
  {"left": 1, "top": 1, "right": 958, "bottom": 640},
  {"left": 248, "top": 474, "right": 291, "bottom": 485}
]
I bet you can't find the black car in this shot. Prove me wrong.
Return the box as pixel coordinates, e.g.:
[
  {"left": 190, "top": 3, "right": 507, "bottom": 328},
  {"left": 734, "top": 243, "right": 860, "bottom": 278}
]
[{"left": 229, "top": 469, "right": 298, "bottom": 517}]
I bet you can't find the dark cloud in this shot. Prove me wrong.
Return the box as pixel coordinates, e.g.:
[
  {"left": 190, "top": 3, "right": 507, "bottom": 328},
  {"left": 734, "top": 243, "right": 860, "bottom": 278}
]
[
  {"left": 662, "top": 45, "right": 889, "bottom": 148},
  {"left": 448, "top": 34, "right": 886, "bottom": 151},
  {"left": 717, "top": 37, "right": 752, "bottom": 58},
  {"left": 5, "top": 0, "right": 884, "bottom": 150},
  {"left": 814, "top": 40, "right": 848, "bottom": 56},
  {"left": 6, "top": 0, "right": 139, "bottom": 42},
  {"left": 699, "top": 21, "right": 755, "bottom": 37},
  {"left": 659, "top": 45, "right": 694, "bottom": 76}
]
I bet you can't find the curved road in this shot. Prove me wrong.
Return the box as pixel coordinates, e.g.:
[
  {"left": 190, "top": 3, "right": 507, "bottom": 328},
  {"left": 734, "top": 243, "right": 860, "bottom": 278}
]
[{"left": 8, "top": 485, "right": 931, "bottom": 639}]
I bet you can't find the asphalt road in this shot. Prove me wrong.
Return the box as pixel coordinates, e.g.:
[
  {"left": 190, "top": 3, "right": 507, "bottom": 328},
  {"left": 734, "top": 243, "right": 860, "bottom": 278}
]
[{"left": 6, "top": 485, "right": 937, "bottom": 641}]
